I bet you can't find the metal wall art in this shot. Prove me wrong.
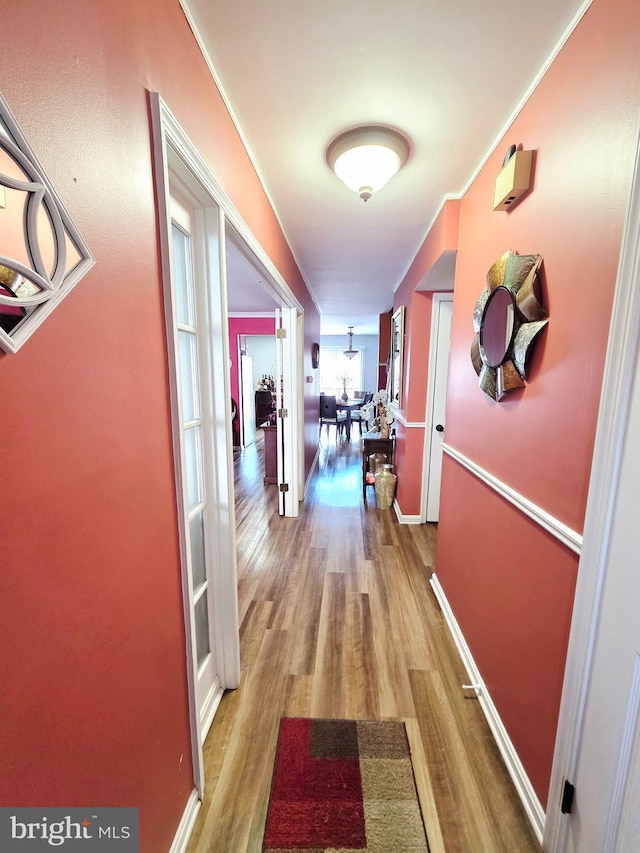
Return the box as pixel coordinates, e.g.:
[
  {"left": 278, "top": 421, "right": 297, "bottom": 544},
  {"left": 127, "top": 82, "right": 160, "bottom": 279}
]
[
  {"left": 0, "top": 92, "right": 94, "bottom": 354},
  {"left": 471, "top": 250, "right": 548, "bottom": 401}
]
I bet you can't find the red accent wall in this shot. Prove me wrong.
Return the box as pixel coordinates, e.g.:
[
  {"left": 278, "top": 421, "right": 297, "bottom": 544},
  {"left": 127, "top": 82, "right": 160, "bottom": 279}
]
[
  {"left": 228, "top": 316, "right": 276, "bottom": 417},
  {"left": 0, "top": 1, "right": 318, "bottom": 850},
  {"left": 435, "top": 0, "right": 640, "bottom": 807}
]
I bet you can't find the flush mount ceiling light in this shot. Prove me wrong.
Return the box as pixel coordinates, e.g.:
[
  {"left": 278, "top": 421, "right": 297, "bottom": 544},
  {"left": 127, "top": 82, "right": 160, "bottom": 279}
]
[
  {"left": 326, "top": 125, "right": 410, "bottom": 202},
  {"left": 344, "top": 325, "right": 358, "bottom": 359}
]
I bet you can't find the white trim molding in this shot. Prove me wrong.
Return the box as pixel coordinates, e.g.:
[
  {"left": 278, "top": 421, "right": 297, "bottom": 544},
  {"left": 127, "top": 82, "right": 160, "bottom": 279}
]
[
  {"left": 0, "top": 92, "right": 95, "bottom": 354},
  {"left": 178, "top": 0, "right": 314, "bottom": 299},
  {"left": 603, "top": 654, "right": 640, "bottom": 850},
  {"left": 430, "top": 573, "right": 545, "bottom": 843},
  {"left": 394, "top": 0, "right": 593, "bottom": 294},
  {"left": 305, "top": 445, "right": 320, "bottom": 498},
  {"left": 442, "top": 443, "right": 582, "bottom": 555},
  {"left": 390, "top": 408, "right": 426, "bottom": 429},
  {"left": 169, "top": 789, "right": 201, "bottom": 853},
  {"left": 544, "top": 110, "right": 640, "bottom": 853},
  {"left": 228, "top": 311, "right": 276, "bottom": 319},
  {"left": 393, "top": 499, "right": 421, "bottom": 524}
]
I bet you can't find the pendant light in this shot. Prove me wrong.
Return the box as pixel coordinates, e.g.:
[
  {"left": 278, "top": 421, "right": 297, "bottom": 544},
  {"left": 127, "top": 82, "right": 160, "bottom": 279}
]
[{"left": 343, "top": 326, "right": 358, "bottom": 359}]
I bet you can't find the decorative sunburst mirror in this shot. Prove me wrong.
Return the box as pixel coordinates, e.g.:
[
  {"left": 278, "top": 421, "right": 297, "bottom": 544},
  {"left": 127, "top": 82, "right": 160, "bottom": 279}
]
[
  {"left": 471, "top": 250, "right": 548, "bottom": 401},
  {"left": 0, "top": 92, "right": 94, "bottom": 354}
]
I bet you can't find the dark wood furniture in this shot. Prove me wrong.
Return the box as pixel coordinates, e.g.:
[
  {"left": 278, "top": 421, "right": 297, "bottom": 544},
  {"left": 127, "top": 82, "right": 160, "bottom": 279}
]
[
  {"left": 335, "top": 398, "right": 367, "bottom": 440},
  {"left": 361, "top": 431, "right": 395, "bottom": 497},
  {"left": 255, "top": 390, "right": 275, "bottom": 427},
  {"left": 261, "top": 423, "right": 278, "bottom": 484},
  {"left": 319, "top": 394, "right": 347, "bottom": 440}
]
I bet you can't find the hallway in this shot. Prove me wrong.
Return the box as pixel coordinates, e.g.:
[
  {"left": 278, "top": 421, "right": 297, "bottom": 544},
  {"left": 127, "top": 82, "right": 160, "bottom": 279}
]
[{"left": 187, "top": 434, "right": 541, "bottom": 852}]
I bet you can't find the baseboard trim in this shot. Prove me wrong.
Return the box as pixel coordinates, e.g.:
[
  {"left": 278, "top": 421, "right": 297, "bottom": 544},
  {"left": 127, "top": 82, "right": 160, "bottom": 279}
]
[
  {"left": 200, "top": 679, "right": 224, "bottom": 743},
  {"left": 169, "top": 788, "right": 201, "bottom": 853},
  {"left": 430, "top": 573, "right": 545, "bottom": 843},
  {"left": 442, "top": 443, "right": 582, "bottom": 555},
  {"left": 393, "top": 499, "right": 421, "bottom": 524},
  {"left": 305, "top": 445, "right": 320, "bottom": 498}
]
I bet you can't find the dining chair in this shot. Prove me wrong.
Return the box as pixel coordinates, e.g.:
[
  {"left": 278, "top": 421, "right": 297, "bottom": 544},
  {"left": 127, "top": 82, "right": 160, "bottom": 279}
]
[
  {"left": 319, "top": 395, "right": 347, "bottom": 440},
  {"left": 350, "top": 392, "right": 374, "bottom": 435}
]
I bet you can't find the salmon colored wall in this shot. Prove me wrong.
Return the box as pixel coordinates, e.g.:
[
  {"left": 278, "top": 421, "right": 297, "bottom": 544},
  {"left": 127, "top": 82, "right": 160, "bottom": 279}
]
[
  {"left": 0, "top": 1, "right": 317, "bottom": 850},
  {"left": 393, "top": 202, "right": 460, "bottom": 515},
  {"left": 396, "top": 199, "right": 460, "bottom": 300},
  {"left": 438, "top": 458, "right": 578, "bottom": 799},
  {"left": 435, "top": 0, "right": 640, "bottom": 807}
]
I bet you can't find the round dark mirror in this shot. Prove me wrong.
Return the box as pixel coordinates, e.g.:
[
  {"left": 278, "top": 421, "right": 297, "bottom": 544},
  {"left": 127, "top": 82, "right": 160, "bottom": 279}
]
[{"left": 480, "top": 286, "right": 515, "bottom": 368}]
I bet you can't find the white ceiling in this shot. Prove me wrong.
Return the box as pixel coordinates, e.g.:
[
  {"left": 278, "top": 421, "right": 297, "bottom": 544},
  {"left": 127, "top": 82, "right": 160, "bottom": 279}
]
[{"left": 184, "top": 0, "right": 588, "bottom": 336}]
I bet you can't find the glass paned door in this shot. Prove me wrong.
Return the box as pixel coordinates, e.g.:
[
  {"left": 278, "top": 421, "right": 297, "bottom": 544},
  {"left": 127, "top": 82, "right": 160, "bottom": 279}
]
[{"left": 170, "top": 204, "right": 218, "bottom": 739}]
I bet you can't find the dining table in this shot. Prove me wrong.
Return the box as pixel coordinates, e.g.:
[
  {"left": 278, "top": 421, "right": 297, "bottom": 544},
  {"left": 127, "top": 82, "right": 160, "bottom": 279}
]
[{"left": 336, "top": 398, "right": 367, "bottom": 441}]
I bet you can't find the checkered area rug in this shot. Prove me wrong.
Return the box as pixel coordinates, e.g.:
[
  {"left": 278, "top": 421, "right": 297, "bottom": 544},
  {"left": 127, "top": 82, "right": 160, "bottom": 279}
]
[{"left": 262, "top": 718, "right": 430, "bottom": 852}]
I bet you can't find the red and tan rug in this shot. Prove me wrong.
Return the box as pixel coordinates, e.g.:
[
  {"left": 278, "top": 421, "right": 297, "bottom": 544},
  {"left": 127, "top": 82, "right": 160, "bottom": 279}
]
[{"left": 262, "top": 717, "right": 430, "bottom": 852}]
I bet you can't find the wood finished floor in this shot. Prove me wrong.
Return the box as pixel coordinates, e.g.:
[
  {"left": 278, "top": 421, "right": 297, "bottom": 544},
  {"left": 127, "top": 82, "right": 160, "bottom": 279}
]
[{"left": 187, "top": 430, "right": 541, "bottom": 853}]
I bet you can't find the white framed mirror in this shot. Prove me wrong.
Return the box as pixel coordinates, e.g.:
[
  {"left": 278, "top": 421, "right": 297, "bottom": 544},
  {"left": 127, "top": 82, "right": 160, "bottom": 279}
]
[
  {"left": 390, "top": 305, "right": 405, "bottom": 407},
  {"left": 0, "top": 92, "right": 94, "bottom": 354}
]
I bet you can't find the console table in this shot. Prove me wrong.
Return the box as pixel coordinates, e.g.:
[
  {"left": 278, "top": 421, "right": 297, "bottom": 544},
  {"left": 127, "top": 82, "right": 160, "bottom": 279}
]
[{"left": 361, "top": 431, "right": 395, "bottom": 498}]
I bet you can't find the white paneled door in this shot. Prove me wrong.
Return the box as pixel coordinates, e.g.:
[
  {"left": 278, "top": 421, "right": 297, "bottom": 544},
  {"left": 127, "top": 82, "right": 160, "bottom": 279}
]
[
  {"left": 422, "top": 294, "right": 452, "bottom": 522},
  {"left": 545, "top": 120, "right": 640, "bottom": 853},
  {"left": 240, "top": 353, "right": 255, "bottom": 448},
  {"left": 563, "top": 335, "right": 640, "bottom": 853},
  {"left": 170, "top": 196, "right": 223, "bottom": 744}
]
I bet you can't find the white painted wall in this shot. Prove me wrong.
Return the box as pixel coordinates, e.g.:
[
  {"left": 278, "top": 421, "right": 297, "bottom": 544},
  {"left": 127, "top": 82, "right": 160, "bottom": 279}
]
[{"left": 244, "top": 334, "right": 277, "bottom": 390}]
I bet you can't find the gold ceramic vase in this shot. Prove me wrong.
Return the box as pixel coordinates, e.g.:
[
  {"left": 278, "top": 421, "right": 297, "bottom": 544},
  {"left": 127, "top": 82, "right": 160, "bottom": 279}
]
[{"left": 374, "top": 464, "right": 397, "bottom": 510}]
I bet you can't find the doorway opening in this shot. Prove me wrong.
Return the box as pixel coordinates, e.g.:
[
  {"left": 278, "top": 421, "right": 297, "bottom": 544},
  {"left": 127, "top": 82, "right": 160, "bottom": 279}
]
[{"left": 150, "top": 93, "right": 303, "bottom": 808}]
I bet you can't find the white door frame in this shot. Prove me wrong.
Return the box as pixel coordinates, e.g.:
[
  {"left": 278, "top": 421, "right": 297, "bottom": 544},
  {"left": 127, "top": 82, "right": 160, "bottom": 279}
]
[
  {"left": 169, "top": 195, "right": 226, "bottom": 750},
  {"left": 421, "top": 293, "right": 453, "bottom": 523},
  {"left": 275, "top": 307, "right": 300, "bottom": 516},
  {"left": 149, "top": 92, "right": 303, "bottom": 795},
  {"left": 545, "top": 114, "right": 640, "bottom": 850},
  {"left": 151, "top": 100, "right": 240, "bottom": 796}
]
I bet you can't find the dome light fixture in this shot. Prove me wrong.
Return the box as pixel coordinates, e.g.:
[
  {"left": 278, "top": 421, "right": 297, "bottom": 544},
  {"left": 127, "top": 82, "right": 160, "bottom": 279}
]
[
  {"left": 326, "top": 125, "right": 411, "bottom": 202},
  {"left": 343, "top": 326, "right": 358, "bottom": 359}
]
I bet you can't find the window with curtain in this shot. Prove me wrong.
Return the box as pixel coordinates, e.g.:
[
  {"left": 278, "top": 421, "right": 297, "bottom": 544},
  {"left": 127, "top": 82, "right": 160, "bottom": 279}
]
[{"left": 319, "top": 347, "right": 363, "bottom": 398}]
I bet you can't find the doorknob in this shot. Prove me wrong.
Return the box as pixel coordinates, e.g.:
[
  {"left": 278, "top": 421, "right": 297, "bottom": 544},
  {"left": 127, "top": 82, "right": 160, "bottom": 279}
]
[{"left": 435, "top": 424, "right": 444, "bottom": 432}]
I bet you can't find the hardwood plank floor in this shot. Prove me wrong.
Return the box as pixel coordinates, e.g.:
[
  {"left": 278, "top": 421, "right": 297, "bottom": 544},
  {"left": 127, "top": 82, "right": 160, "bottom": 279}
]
[{"left": 187, "top": 430, "right": 541, "bottom": 852}]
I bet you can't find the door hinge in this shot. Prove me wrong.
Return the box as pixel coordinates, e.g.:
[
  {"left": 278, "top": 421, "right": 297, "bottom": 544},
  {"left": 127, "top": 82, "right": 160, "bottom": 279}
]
[
  {"left": 279, "top": 483, "right": 289, "bottom": 493},
  {"left": 561, "top": 780, "right": 575, "bottom": 814},
  {"left": 278, "top": 408, "right": 288, "bottom": 418},
  {"left": 276, "top": 328, "right": 287, "bottom": 339}
]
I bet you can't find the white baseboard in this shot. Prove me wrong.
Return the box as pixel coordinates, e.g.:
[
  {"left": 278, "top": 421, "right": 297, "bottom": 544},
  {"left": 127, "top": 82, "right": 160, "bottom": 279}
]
[
  {"left": 429, "top": 573, "right": 545, "bottom": 843},
  {"left": 393, "top": 499, "right": 421, "bottom": 524},
  {"left": 169, "top": 788, "right": 201, "bottom": 853},
  {"left": 305, "top": 445, "right": 320, "bottom": 497}
]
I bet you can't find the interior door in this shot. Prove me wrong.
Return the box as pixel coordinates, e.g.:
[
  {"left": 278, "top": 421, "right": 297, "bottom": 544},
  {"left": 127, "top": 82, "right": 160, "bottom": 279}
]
[
  {"left": 170, "top": 194, "right": 222, "bottom": 742},
  {"left": 423, "top": 294, "right": 453, "bottom": 522},
  {"left": 563, "top": 345, "right": 640, "bottom": 853},
  {"left": 240, "top": 353, "right": 255, "bottom": 447}
]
